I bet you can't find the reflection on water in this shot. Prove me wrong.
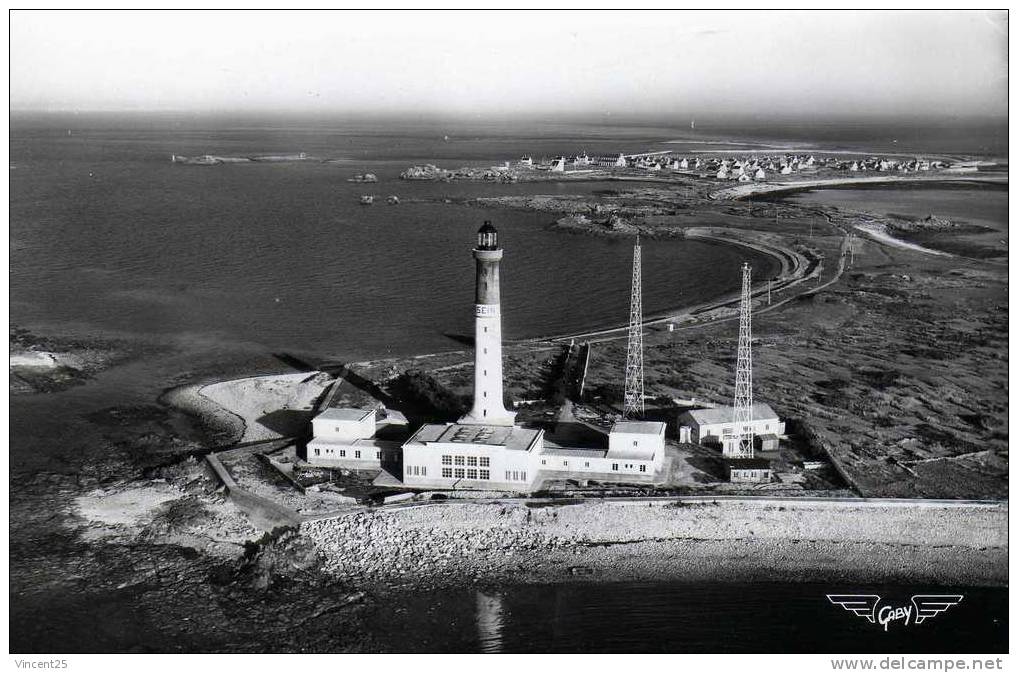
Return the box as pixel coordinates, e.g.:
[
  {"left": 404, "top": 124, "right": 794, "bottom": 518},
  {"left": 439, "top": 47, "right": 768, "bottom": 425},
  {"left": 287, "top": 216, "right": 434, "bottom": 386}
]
[
  {"left": 365, "top": 582, "right": 1008, "bottom": 653},
  {"left": 475, "top": 591, "right": 506, "bottom": 653}
]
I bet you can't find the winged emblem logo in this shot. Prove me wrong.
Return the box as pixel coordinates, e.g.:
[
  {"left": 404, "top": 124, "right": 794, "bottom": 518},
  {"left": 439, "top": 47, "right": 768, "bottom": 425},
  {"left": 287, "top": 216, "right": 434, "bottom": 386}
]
[{"left": 827, "top": 594, "right": 964, "bottom": 631}]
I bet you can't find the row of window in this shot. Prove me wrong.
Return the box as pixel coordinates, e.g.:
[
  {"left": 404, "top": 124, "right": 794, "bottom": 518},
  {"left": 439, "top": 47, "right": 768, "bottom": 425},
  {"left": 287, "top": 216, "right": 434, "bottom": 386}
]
[
  {"left": 405, "top": 465, "right": 428, "bottom": 477},
  {"left": 537, "top": 459, "right": 647, "bottom": 473},
  {"left": 440, "top": 468, "right": 490, "bottom": 480},
  {"left": 504, "top": 470, "right": 527, "bottom": 482},
  {"left": 312, "top": 447, "right": 379, "bottom": 460},
  {"left": 441, "top": 455, "right": 491, "bottom": 467},
  {"left": 610, "top": 463, "right": 648, "bottom": 472}
]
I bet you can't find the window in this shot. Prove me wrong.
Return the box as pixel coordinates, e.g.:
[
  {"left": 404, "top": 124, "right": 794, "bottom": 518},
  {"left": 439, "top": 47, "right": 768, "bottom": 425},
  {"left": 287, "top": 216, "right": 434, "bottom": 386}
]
[
  {"left": 505, "top": 470, "right": 511, "bottom": 480},
  {"left": 483, "top": 348, "right": 487, "bottom": 354},
  {"left": 512, "top": 471, "right": 518, "bottom": 481},
  {"left": 484, "top": 327, "right": 488, "bottom": 333},
  {"left": 483, "top": 391, "right": 487, "bottom": 398},
  {"left": 339, "top": 450, "right": 346, "bottom": 457},
  {"left": 765, "top": 424, "right": 770, "bottom": 430},
  {"left": 442, "top": 455, "right": 452, "bottom": 465},
  {"left": 585, "top": 461, "right": 590, "bottom": 467},
  {"left": 639, "top": 465, "right": 647, "bottom": 473},
  {"left": 422, "top": 467, "right": 426, "bottom": 476},
  {"left": 406, "top": 465, "right": 412, "bottom": 475},
  {"left": 521, "top": 472, "right": 527, "bottom": 481},
  {"left": 355, "top": 450, "right": 361, "bottom": 459},
  {"left": 454, "top": 468, "right": 465, "bottom": 479},
  {"left": 479, "top": 470, "right": 490, "bottom": 480},
  {"left": 541, "top": 459, "right": 546, "bottom": 465},
  {"left": 442, "top": 468, "right": 453, "bottom": 478},
  {"left": 467, "top": 469, "right": 477, "bottom": 480},
  {"left": 479, "top": 457, "right": 490, "bottom": 467},
  {"left": 483, "top": 410, "right": 487, "bottom": 417},
  {"left": 612, "top": 463, "right": 619, "bottom": 471},
  {"left": 563, "top": 460, "right": 568, "bottom": 467},
  {"left": 467, "top": 457, "right": 478, "bottom": 467},
  {"left": 484, "top": 370, "right": 487, "bottom": 376},
  {"left": 314, "top": 448, "right": 320, "bottom": 456},
  {"left": 633, "top": 440, "right": 638, "bottom": 447},
  {"left": 455, "top": 456, "right": 465, "bottom": 466},
  {"left": 376, "top": 451, "right": 381, "bottom": 460}
]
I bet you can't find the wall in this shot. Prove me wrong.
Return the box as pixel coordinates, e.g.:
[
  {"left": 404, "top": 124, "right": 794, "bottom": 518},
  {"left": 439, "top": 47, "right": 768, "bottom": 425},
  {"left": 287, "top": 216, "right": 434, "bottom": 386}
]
[{"left": 403, "top": 440, "right": 535, "bottom": 491}]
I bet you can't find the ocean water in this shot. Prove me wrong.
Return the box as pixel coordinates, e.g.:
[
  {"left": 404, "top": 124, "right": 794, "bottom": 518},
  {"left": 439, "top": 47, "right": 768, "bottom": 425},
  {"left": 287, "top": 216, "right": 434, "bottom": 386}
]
[
  {"left": 10, "top": 116, "right": 774, "bottom": 363},
  {"left": 366, "top": 582, "right": 1007, "bottom": 654},
  {"left": 782, "top": 185, "right": 1008, "bottom": 233}
]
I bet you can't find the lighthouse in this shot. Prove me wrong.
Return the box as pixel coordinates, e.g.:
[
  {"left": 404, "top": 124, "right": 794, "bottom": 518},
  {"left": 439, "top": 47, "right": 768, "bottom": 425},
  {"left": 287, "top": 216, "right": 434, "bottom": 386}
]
[{"left": 460, "top": 221, "right": 516, "bottom": 426}]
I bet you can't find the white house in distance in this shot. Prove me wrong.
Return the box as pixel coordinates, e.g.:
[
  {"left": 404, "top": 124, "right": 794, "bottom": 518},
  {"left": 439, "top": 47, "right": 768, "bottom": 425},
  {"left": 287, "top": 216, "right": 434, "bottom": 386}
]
[{"left": 677, "top": 402, "right": 784, "bottom": 454}]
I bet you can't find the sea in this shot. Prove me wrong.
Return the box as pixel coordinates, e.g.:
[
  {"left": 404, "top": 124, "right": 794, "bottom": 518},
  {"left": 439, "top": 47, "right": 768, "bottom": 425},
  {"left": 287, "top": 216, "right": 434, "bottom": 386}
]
[{"left": 9, "top": 113, "right": 1008, "bottom": 653}]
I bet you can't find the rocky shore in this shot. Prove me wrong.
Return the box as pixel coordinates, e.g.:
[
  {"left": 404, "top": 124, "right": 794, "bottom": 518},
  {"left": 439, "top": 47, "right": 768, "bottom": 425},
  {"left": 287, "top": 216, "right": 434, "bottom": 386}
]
[{"left": 303, "top": 499, "right": 1008, "bottom": 591}]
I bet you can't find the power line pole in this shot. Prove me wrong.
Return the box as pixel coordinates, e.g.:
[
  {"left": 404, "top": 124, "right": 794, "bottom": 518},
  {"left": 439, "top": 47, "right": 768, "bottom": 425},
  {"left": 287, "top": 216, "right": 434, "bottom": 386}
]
[
  {"left": 730, "top": 262, "right": 754, "bottom": 458},
  {"left": 623, "top": 236, "right": 645, "bottom": 419}
]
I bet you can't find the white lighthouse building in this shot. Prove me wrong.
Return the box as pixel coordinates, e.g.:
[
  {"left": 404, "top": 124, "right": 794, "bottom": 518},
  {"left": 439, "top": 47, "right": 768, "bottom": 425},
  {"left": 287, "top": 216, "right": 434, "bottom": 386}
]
[
  {"left": 459, "top": 221, "right": 516, "bottom": 427},
  {"left": 308, "top": 220, "right": 669, "bottom": 493}
]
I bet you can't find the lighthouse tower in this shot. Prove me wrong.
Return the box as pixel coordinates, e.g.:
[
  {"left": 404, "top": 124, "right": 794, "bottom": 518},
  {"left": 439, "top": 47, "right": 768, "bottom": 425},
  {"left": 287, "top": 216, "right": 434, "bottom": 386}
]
[{"left": 460, "top": 221, "right": 516, "bottom": 427}]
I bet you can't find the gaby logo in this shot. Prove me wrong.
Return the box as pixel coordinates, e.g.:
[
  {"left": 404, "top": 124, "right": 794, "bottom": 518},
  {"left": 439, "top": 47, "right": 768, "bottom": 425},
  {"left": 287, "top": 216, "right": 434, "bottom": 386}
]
[{"left": 827, "top": 594, "right": 964, "bottom": 631}]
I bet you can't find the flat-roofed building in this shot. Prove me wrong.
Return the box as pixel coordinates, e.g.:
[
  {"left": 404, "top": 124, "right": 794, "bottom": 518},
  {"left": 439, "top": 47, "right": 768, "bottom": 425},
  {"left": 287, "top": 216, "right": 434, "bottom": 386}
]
[
  {"left": 725, "top": 457, "right": 772, "bottom": 483},
  {"left": 678, "top": 403, "right": 784, "bottom": 451},
  {"left": 307, "top": 408, "right": 403, "bottom": 469},
  {"left": 401, "top": 423, "right": 544, "bottom": 491}
]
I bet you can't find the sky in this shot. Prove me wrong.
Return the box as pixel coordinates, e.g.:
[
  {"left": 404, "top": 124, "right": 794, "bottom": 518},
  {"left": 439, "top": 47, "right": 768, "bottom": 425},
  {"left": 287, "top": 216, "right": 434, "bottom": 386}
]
[{"left": 9, "top": 10, "right": 1009, "bottom": 119}]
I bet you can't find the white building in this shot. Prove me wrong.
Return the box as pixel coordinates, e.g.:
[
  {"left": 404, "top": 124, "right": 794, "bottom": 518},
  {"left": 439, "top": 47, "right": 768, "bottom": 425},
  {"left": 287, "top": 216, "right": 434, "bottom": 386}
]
[
  {"left": 401, "top": 423, "right": 542, "bottom": 490},
  {"left": 306, "top": 221, "right": 669, "bottom": 493},
  {"left": 306, "top": 408, "right": 403, "bottom": 469},
  {"left": 550, "top": 157, "right": 567, "bottom": 172},
  {"left": 677, "top": 403, "right": 784, "bottom": 453},
  {"left": 725, "top": 458, "right": 772, "bottom": 483}
]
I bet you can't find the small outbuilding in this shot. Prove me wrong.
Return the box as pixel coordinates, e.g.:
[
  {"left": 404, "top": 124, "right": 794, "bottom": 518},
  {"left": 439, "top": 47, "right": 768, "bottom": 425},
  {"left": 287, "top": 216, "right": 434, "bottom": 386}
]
[{"left": 725, "top": 457, "right": 772, "bottom": 483}]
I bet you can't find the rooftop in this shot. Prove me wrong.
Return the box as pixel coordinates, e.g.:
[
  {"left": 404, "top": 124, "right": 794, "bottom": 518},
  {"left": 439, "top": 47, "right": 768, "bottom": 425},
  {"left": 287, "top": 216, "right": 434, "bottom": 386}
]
[
  {"left": 680, "top": 403, "right": 778, "bottom": 426},
  {"left": 541, "top": 446, "right": 609, "bottom": 458},
  {"left": 610, "top": 420, "right": 666, "bottom": 436},
  {"left": 405, "top": 423, "right": 543, "bottom": 452},
  {"left": 724, "top": 458, "right": 772, "bottom": 469},
  {"left": 316, "top": 408, "right": 374, "bottom": 423}
]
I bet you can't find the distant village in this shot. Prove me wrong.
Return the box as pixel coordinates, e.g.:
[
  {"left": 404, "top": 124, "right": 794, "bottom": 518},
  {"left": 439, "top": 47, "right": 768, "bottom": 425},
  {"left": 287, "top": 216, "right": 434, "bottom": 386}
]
[{"left": 400, "top": 151, "right": 959, "bottom": 183}]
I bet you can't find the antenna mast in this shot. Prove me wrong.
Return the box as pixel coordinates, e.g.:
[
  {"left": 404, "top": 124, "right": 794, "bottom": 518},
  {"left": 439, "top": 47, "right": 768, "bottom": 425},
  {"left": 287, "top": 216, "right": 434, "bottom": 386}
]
[
  {"left": 731, "top": 262, "right": 754, "bottom": 457},
  {"left": 623, "top": 237, "right": 645, "bottom": 419}
]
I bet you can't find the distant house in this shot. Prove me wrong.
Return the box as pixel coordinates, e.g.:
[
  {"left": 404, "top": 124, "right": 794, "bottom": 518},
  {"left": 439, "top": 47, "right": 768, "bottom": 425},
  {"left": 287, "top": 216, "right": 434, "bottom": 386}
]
[
  {"left": 754, "top": 168, "right": 766, "bottom": 180},
  {"left": 519, "top": 155, "right": 534, "bottom": 167},
  {"left": 595, "top": 153, "right": 627, "bottom": 168},
  {"left": 550, "top": 156, "right": 567, "bottom": 172},
  {"left": 677, "top": 403, "right": 784, "bottom": 452},
  {"left": 716, "top": 167, "right": 730, "bottom": 180}
]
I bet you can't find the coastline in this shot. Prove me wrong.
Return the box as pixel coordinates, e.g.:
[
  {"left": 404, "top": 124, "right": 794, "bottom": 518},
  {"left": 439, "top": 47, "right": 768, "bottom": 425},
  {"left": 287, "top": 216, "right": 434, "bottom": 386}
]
[
  {"left": 708, "top": 173, "right": 1007, "bottom": 201},
  {"left": 302, "top": 498, "right": 1008, "bottom": 591},
  {"left": 516, "top": 224, "right": 813, "bottom": 345}
]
